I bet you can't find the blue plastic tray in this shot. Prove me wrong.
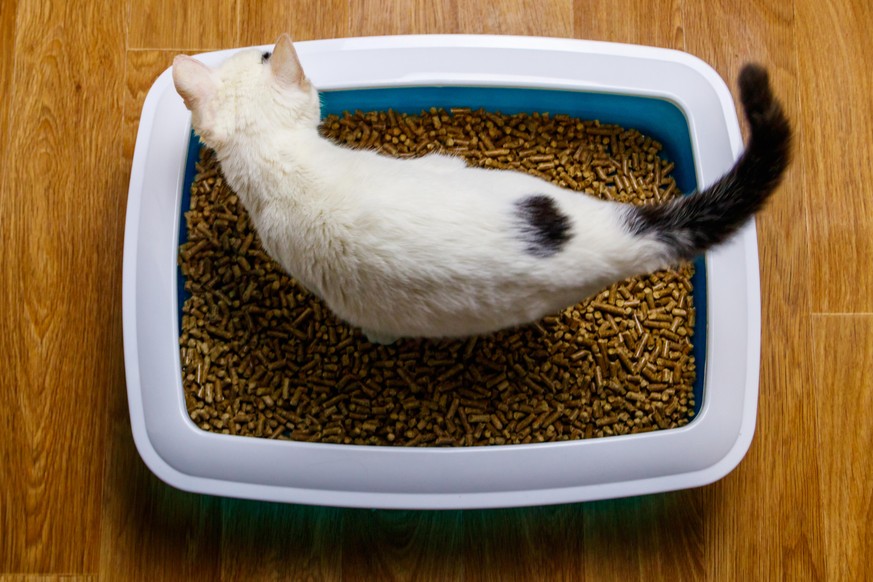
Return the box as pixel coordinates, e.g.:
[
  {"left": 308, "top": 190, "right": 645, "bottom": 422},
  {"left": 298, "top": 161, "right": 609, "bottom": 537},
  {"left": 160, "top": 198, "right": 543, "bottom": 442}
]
[{"left": 178, "top": 86, "right": 707, "bottom": 416}]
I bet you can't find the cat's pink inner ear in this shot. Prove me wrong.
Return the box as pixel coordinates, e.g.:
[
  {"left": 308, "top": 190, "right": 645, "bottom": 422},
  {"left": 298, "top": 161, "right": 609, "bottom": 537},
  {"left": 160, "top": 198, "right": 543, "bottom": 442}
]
[
  {"left": 173, "top": 55, "right": 216, "bottom": 110},
  {"left": 270, "top": 33, "right": 305, "bottom": 87}
]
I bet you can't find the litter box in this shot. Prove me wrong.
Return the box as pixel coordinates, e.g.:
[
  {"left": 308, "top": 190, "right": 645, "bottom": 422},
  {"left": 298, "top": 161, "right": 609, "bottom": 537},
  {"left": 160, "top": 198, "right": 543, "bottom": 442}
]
[{"left": 122, "top": 35, "right": 759, "bottom": 509}]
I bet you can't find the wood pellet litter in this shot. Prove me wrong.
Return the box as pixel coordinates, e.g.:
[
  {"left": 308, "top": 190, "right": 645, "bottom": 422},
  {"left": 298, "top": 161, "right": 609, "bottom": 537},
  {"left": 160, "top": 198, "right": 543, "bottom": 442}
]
[{"left": 179, "top": 107, "right": 697, "bottom": 446}]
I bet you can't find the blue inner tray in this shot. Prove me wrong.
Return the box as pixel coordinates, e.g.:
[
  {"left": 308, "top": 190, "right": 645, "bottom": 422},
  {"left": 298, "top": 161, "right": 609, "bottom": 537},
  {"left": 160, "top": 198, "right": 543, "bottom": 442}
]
[{"left": 178, "top": 86, "right": 707, "bottom": 417}]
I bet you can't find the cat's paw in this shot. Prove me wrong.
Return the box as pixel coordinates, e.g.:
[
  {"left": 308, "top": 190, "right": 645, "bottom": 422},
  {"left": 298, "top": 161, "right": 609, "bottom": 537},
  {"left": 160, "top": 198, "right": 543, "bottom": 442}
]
[{"left": 362, "top": 329, "right": 399, "bottom": 345}]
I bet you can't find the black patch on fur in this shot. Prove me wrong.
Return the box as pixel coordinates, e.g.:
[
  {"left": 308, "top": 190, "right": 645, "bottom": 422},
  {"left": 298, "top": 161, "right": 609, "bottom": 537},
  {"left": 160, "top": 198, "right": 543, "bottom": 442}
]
[
  {"left": 261, "top": 51, "right": 272, "bottom": 63},
  {"left": 515, "top": 195, "right": 572, "bottom": 257},
  {"left": 624, "top": 63, "right": 793, "bottom": 261}
]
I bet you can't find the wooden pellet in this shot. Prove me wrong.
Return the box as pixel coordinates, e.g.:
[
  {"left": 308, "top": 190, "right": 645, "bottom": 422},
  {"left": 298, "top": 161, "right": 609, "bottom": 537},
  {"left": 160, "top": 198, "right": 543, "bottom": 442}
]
[{"left": 179, "top": 107, "right": 697, "bottom": 446}]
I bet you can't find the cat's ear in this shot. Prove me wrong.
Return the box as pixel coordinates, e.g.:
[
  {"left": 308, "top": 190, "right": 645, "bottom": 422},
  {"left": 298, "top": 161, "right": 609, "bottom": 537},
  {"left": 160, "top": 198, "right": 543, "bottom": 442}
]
[
  {"left": 173, "top": 55, "right": 217, "bottom": 110},
  {"left": 270, "top": 33, "right": 306, "bottom": 87}
]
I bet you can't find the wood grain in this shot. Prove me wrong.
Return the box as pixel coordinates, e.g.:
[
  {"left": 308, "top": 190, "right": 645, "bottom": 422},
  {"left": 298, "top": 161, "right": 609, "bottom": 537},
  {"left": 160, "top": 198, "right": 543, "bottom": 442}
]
[
  {"left": 0, "top": 0, "right": 125, "bottom": 573},
  {"left": 573, "top": 0, "right": 683, "bottom": 48},
  {"left": 0, "top": 0, "right": 16, "bottom": 161},
  {"left": 797, "top": 0, "right": 873, "bottom": 312},
  {"left": 812, "top": 315, "right": 873, "bottom": 581},
  {"left": 2, "top": 0, "right": 873, "bottom": 579},
  {"left": 341, "top": 510, "right": 463, "bottom": 581},
  {"left": 348, "top": 0, "right": 460, "bottom": 36},
  {"left": 457, "top": 0, "right": 573, "bottom": 36},
  {"left": 463, "top": 506, "right": 585, "bottom": 582},
  {"left": 0, "top": 0, "right": 22, "bottom": 570},
  {"left": 219, "top": 501, "right": 344, "bottom": 581},
  {"left": 128, "top": 0, "right": 239, "bottom": 50},
  {"left": 238, "top": 0, "right": 351, "bottom": 45},
  {"left": 582, "top": 493, "right": 703, "bottom": 581},
  {"left": 0, "top": 577, "right": 96, "bottom": 582}
]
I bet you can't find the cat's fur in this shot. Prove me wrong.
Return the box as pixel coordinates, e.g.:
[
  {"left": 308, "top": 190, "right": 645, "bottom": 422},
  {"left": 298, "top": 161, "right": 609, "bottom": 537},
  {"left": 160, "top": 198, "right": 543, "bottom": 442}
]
[{"left": 173, "top": 34, "right": 791, "bottom": 344}]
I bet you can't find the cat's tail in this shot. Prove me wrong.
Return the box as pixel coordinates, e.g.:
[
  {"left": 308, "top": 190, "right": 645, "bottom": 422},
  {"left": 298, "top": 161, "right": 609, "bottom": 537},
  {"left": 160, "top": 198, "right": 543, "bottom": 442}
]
[{"left": 624, "top": 64, "right": 792, "bottom": 263}]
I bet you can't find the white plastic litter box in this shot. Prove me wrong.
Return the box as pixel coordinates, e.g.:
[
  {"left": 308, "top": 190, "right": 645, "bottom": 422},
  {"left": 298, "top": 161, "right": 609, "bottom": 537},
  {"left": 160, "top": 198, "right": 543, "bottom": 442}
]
[{"left": 122, "top": 35, "right": 760, "bottom": 509}]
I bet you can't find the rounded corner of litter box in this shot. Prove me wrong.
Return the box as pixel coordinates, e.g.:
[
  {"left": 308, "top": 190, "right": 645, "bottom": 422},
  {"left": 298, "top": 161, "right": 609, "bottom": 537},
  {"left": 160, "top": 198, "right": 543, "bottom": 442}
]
[
  {"left": 695, "top": 406, "right": 758, "bottom": 490},
  {"left": 127, "top": 404, "right": 203, "bottom": 494}
]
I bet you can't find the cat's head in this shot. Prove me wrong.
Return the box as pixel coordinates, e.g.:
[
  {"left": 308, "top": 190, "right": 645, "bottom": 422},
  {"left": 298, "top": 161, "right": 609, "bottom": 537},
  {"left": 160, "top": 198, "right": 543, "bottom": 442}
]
[{"left": 172, "top": 34, "right": 319, "bottom": 149}]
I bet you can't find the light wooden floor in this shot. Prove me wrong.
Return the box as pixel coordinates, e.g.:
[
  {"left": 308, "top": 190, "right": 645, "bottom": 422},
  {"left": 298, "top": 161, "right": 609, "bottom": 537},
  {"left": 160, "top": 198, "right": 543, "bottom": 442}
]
[{"left": 1, "top": 0, "right": 871, "bottom": 580}]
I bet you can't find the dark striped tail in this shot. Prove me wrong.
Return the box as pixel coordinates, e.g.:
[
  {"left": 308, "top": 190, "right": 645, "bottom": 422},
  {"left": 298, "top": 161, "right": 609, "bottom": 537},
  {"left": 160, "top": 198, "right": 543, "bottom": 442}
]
[{"left": 625, "top": 64, "right": 792, "bottom": 261}]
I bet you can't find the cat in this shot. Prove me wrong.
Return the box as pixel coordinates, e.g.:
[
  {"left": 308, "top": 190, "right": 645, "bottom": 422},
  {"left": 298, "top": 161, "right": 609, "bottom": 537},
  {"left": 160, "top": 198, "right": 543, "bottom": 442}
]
[{"left": 172, "top": 34, "right": 791, "bottom": 344}]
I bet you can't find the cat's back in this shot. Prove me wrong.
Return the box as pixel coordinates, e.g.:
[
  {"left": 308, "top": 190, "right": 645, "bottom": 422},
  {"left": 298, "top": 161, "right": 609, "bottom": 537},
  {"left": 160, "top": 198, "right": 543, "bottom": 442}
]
[{"left": 264, "top": 133, "right": 627, "bottom": 277}]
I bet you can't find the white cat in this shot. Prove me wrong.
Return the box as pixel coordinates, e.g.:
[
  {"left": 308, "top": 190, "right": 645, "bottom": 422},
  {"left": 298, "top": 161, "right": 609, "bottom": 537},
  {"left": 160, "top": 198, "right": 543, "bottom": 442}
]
[{"left": 173, "top": 34, "right": 791, "bottom": 344}]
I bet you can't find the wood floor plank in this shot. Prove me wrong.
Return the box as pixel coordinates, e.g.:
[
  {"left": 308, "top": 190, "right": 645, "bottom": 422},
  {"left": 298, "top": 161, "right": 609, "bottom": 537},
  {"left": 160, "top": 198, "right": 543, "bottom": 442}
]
[
  {"left": 238, "top": 0, "right": 350, "bottom": 45},
  {"left": 796, "top": 0, "right": 873, "bottom": 312},
  {"left": 0, "top": 0, "right": 22, "bottom": 572},
  {"left": 128, "top": 0, "right": 239, "bottom": 50},
  {"left": 348, "top": 0, "right": 460, "bottom": 36},
  {"left": 340, "top": 510, "right": 462, "bottom": 582},
  {"left": 573, "top": 0, "right": 683, "bottom": 48},
  {"left": 0, "top": 0, "right": 16, "bottom": 154},
  {"left": 219, "top": 503, "right": 342, "bottom": 581},
  {"left": 0, "top": 576, "right": 96, "bottom": 581},
  {"left": 218, "top": 501, "right": 343, "bottom": 581},
  {"left": 0, "top": 0, "right": 125, "bottom": 573},
  {"left": 581, "top": 493, "right": 703, "bottom": 581},
  {"left": 97, "top": 49, "right": 222, "bottom": 582},
  {"left": 682, "top": 1, "right": 826, "bottom": 580},
  {"left": 811, "top": 315, "right": 873, "bottom": 581},
  {"left": 463, "top": 506, "right": 584, "bottom": 582},
  {"left": 456, "top": 0, "right": 573, "bottom": 36}
]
